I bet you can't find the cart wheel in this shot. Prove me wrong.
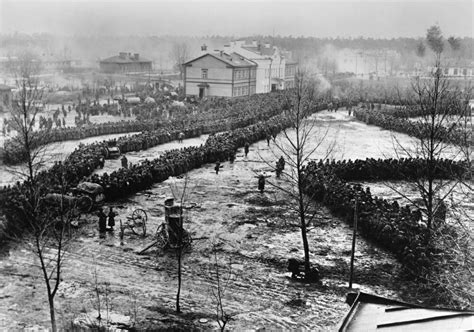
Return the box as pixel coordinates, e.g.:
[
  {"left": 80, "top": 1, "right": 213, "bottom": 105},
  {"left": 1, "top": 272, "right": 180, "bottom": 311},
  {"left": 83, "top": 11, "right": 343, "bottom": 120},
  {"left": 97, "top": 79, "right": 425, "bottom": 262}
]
[
  {"left": 155, "top": 224, "right": 169, "bottom": 250},
  {"left": 130, "top": 208, "right": 147, "bottom": 236},
  {"left": 77, "top": 195, "right": 93, "bottom": 213}
]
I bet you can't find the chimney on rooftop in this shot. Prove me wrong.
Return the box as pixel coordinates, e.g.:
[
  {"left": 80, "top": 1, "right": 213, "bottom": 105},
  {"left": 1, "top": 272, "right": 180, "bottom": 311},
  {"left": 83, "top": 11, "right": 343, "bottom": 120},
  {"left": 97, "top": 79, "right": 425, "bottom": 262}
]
[
  {"left": 219, "top": 50, "right": 224, "bottom": 57},
  {"left": 201, "top": 44, "right": 207, "bottom": 52},
  {"left": 134, "top": 53, "right": 139, "bottom": 60}
]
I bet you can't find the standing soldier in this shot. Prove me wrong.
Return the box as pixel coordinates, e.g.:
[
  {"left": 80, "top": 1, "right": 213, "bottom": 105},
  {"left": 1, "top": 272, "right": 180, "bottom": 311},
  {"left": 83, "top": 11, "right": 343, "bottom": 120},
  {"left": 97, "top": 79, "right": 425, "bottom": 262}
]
[
  {"left": 244, "top": 142, "right": 250, "bottom": 158},
  {"left": 276, "top": 156, "right": 285, "bottom": 178},
  {"left": 258, "top": 174, "right": 266, "bottom": 193},
  {"left": 121, "top": 154, "right": 128, "bottom": 169},
  {"left": 97, "top": 208, "right": 107, "bottom": 238},
  {"left": 108, "top": 207, "right": 116, "bottom": 231},
  {"left": 178, "top": 132, "right": 185, "bottom": 143},
  {"left": 214, "top": 161, "right": 222, "bottom": 174},
  {"left": 99, "top": 156, "right": 105, "bottom": 169}
]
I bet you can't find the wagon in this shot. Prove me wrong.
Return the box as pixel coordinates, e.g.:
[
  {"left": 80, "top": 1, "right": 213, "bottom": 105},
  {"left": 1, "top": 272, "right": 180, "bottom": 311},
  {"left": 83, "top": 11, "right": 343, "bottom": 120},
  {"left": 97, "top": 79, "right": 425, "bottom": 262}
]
[
  {"left": 71, "top": 182, "right": 105, "bottom": 212},
  {"left": 154, "top": 198, "right": 192, "bottom": 250},
  {"left": 103, "top": 146, "right": 121, "bottom": 159},
  {"left": 42, "top": 193, "right": 93, "bottom": 213},
  {"left": 154, "top": 219, "right": 192, "bottom": 250},
  {"left": 125, "top": 208, "right": 148, "bottom": 236}
]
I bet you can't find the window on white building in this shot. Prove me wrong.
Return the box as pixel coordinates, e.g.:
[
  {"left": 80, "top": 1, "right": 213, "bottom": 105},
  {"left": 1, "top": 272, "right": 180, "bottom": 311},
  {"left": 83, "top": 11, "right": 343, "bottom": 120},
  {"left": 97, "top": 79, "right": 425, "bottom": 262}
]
[{"left": 201, "top": 69, "right": 208, "bottom": 79}]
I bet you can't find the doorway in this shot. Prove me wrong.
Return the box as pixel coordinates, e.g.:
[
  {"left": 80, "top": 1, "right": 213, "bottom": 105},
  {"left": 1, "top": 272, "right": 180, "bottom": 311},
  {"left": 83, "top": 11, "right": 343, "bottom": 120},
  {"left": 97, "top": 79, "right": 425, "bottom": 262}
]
[{"left": 199, "top": 87, "right": 205, "bottom": 98}]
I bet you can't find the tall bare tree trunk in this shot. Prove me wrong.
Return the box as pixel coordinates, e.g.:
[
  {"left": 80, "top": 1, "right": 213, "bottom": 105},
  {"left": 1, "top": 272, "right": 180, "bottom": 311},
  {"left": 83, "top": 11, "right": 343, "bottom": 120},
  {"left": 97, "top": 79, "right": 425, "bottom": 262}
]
[{"left": 48, "top": 296, "right": 57, "bottom": 332}]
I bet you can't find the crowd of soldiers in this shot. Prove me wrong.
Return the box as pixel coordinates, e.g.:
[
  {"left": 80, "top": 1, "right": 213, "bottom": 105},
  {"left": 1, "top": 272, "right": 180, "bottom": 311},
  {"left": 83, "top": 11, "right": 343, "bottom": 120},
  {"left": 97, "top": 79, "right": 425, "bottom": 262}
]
[
  {"left": 310, "top": 157, "right": 466, "bottom": 182},
  {"left": 81, "top": 113, "right": 291, "bottom": 200},
  {"left": 353, "top": 106, "right": 470, "bottom": 146},
  {"left": 302, "top": 158, "right": 463, "bottom": 275},
  {"left": 0, "top": 92, "right": 320, "bottom": 228},
  {"left": 2, "top": 91, "right": 291, "bottom": 165}
]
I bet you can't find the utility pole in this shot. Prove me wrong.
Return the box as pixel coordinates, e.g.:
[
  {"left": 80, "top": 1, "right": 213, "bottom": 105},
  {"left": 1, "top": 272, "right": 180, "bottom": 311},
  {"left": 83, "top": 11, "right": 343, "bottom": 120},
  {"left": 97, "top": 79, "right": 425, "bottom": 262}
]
[{"left": 349, "top": 196, "right": 358, "bottom": 289}]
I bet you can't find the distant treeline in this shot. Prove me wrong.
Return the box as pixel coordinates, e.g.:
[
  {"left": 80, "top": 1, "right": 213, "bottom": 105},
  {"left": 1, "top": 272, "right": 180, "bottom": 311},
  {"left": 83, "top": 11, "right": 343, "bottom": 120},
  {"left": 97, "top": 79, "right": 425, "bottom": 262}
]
[{"left": 1, "top": 33, "right": 473, "bottom": 70}]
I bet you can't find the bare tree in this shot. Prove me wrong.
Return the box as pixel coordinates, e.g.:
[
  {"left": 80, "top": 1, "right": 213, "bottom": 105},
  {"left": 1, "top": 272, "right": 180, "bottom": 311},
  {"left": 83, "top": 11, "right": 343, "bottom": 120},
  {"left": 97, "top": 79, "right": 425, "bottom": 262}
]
[
  {"left": 5, "top": 51, "right": 51, "bottom": 183},
  {"left": 390, "top": 25, "right": 472, "bottom": 237},
  {"left": 208, "top": 245, "right": 235, "bottom": 332},
  {"left": 262, "top": 69, "right": 336, "bottom": 281},
  {"left": 4, "top": 52, "right": 76, "bottom": 331},
  {"left": 170, "top": 43, "right": 189, "bottom": 80},
  {"left": 14, "top": 164, "right": 76, "bottom": 332}
]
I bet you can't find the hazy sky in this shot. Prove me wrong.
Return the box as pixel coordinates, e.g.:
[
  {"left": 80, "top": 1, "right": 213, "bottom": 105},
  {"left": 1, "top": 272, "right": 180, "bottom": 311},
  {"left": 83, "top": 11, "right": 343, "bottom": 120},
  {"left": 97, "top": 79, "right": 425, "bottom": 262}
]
[{"left": 1, "top": 0, "right": 472, "bottom": 38}]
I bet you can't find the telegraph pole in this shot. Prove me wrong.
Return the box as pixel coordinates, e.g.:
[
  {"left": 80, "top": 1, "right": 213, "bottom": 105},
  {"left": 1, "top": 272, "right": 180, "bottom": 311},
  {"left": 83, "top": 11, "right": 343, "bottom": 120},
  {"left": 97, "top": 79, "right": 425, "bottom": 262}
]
[{"left": 349, "top": 195, "right": 358, "bottom": 289}]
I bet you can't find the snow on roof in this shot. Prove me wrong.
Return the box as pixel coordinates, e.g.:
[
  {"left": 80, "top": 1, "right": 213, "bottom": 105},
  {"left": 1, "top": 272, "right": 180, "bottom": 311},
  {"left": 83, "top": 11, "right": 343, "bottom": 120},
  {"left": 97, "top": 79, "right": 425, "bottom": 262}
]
[{"left": 184, "top": 52, "right": 256, "bottom": 68}]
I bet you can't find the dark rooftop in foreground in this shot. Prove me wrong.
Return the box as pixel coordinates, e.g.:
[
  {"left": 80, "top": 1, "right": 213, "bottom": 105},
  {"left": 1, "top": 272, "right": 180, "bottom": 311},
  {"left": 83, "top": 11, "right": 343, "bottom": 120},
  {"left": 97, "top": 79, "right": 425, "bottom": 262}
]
[{"left": 338, "top": 292, "right": 474, "bottom": 332}]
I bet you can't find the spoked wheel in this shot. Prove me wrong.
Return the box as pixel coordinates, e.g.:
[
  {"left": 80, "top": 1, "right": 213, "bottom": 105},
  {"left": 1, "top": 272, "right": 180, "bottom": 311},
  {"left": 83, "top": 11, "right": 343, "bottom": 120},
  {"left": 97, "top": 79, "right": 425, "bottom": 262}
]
[
  {"left": 155, "top": 223, "right": 169, "bottom": 250},
  {"left": 130, "top": 208, "right": 147, "bottom": 236},
  {"left": 168, "top": 229, "right": 193, "bottom": 251},
  {"left": 77, "top": 195, "right": 93, "bottom": 213}
]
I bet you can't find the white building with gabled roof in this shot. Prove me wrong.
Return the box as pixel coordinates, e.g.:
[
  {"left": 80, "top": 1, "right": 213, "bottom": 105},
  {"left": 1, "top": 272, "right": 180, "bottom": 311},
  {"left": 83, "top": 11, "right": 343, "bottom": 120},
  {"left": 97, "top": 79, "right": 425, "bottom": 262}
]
[
  {"left": 183, "top": 48, "right": 257, "bottom": 98},
  {"left": 223, "top": 40, "right": 297, "bottom": 93}
]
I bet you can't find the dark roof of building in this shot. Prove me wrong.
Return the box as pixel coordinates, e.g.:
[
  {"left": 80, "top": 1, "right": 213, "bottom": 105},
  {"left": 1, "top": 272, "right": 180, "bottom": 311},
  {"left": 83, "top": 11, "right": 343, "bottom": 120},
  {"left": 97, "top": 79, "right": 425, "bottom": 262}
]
[
  {"left": 100, "top": 54, "right": 151, "bottom": 64},
  {"left": 338, "top": 292, "right": 474, "bottom": 332},
  {"left": 184, "top": 52, "right": 257, "bottom": 68}
]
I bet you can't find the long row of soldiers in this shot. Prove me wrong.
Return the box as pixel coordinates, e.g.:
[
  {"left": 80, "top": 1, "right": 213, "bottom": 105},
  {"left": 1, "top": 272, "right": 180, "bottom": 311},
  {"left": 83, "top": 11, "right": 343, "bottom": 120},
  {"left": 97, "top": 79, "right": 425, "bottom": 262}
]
[
  {"left": 82, "top": 114, "right": 290, "bottom": 200},
  {"left": 302, "top": 158, "right": 458, "bottom": 275},
  {"left": 2, "top": 91, "right": 290, "bottom": 165},
  {"left": 353, "top": 107, "right": 470, "bottom": 146},
  {"left": 311, "top": 157, "right": 466, "bottom": 182}
]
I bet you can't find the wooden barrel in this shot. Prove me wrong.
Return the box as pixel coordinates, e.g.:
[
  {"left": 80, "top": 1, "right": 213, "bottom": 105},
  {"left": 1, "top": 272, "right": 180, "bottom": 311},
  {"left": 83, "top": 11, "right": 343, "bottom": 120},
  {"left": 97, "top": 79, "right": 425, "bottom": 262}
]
[{"left": 167, "top": 214, "right": 183, "bottom": 245}]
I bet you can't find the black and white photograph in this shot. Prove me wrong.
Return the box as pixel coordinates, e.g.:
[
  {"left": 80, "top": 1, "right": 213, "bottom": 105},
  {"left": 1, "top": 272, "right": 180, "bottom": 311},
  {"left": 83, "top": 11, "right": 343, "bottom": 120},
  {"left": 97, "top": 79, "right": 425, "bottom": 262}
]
[{"left": 0, "top": 0, "right": 472, "bottom": 330}]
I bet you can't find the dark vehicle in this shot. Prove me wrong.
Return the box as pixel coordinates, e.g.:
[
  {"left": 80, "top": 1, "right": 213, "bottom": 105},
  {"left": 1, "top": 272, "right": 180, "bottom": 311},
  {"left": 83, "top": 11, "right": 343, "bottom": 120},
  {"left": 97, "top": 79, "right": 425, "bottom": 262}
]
[
  {"left": 42, "top": 193, "right": 93, "bottom": 213},
  {"left": 104, "top": 146, "right": 121, "bottom": 159},
  {"left": 69, "top": 182, "right": 105, "bottom": 212},
  {"left": 102, "top": 140, "right": 121, "bottom": 159}
]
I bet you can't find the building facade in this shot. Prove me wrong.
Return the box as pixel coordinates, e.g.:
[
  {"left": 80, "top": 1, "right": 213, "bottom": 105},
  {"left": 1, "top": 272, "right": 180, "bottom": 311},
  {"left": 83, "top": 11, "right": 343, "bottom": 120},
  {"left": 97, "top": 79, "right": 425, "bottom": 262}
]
[
  {"left": 183, "top": 51, "right": 256, "bottom": 98},
  {"left": 442, "top": 66, "right": 474, "bottom": 78},
  {"left": 224, "top": 40, "right": 297, "bottom": 93},
  {"left": 184, "top": 41, "right": 297, "bottom": 97},
  {"left": 100, "top": 52, "right": 152, "bottom": 74}
]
